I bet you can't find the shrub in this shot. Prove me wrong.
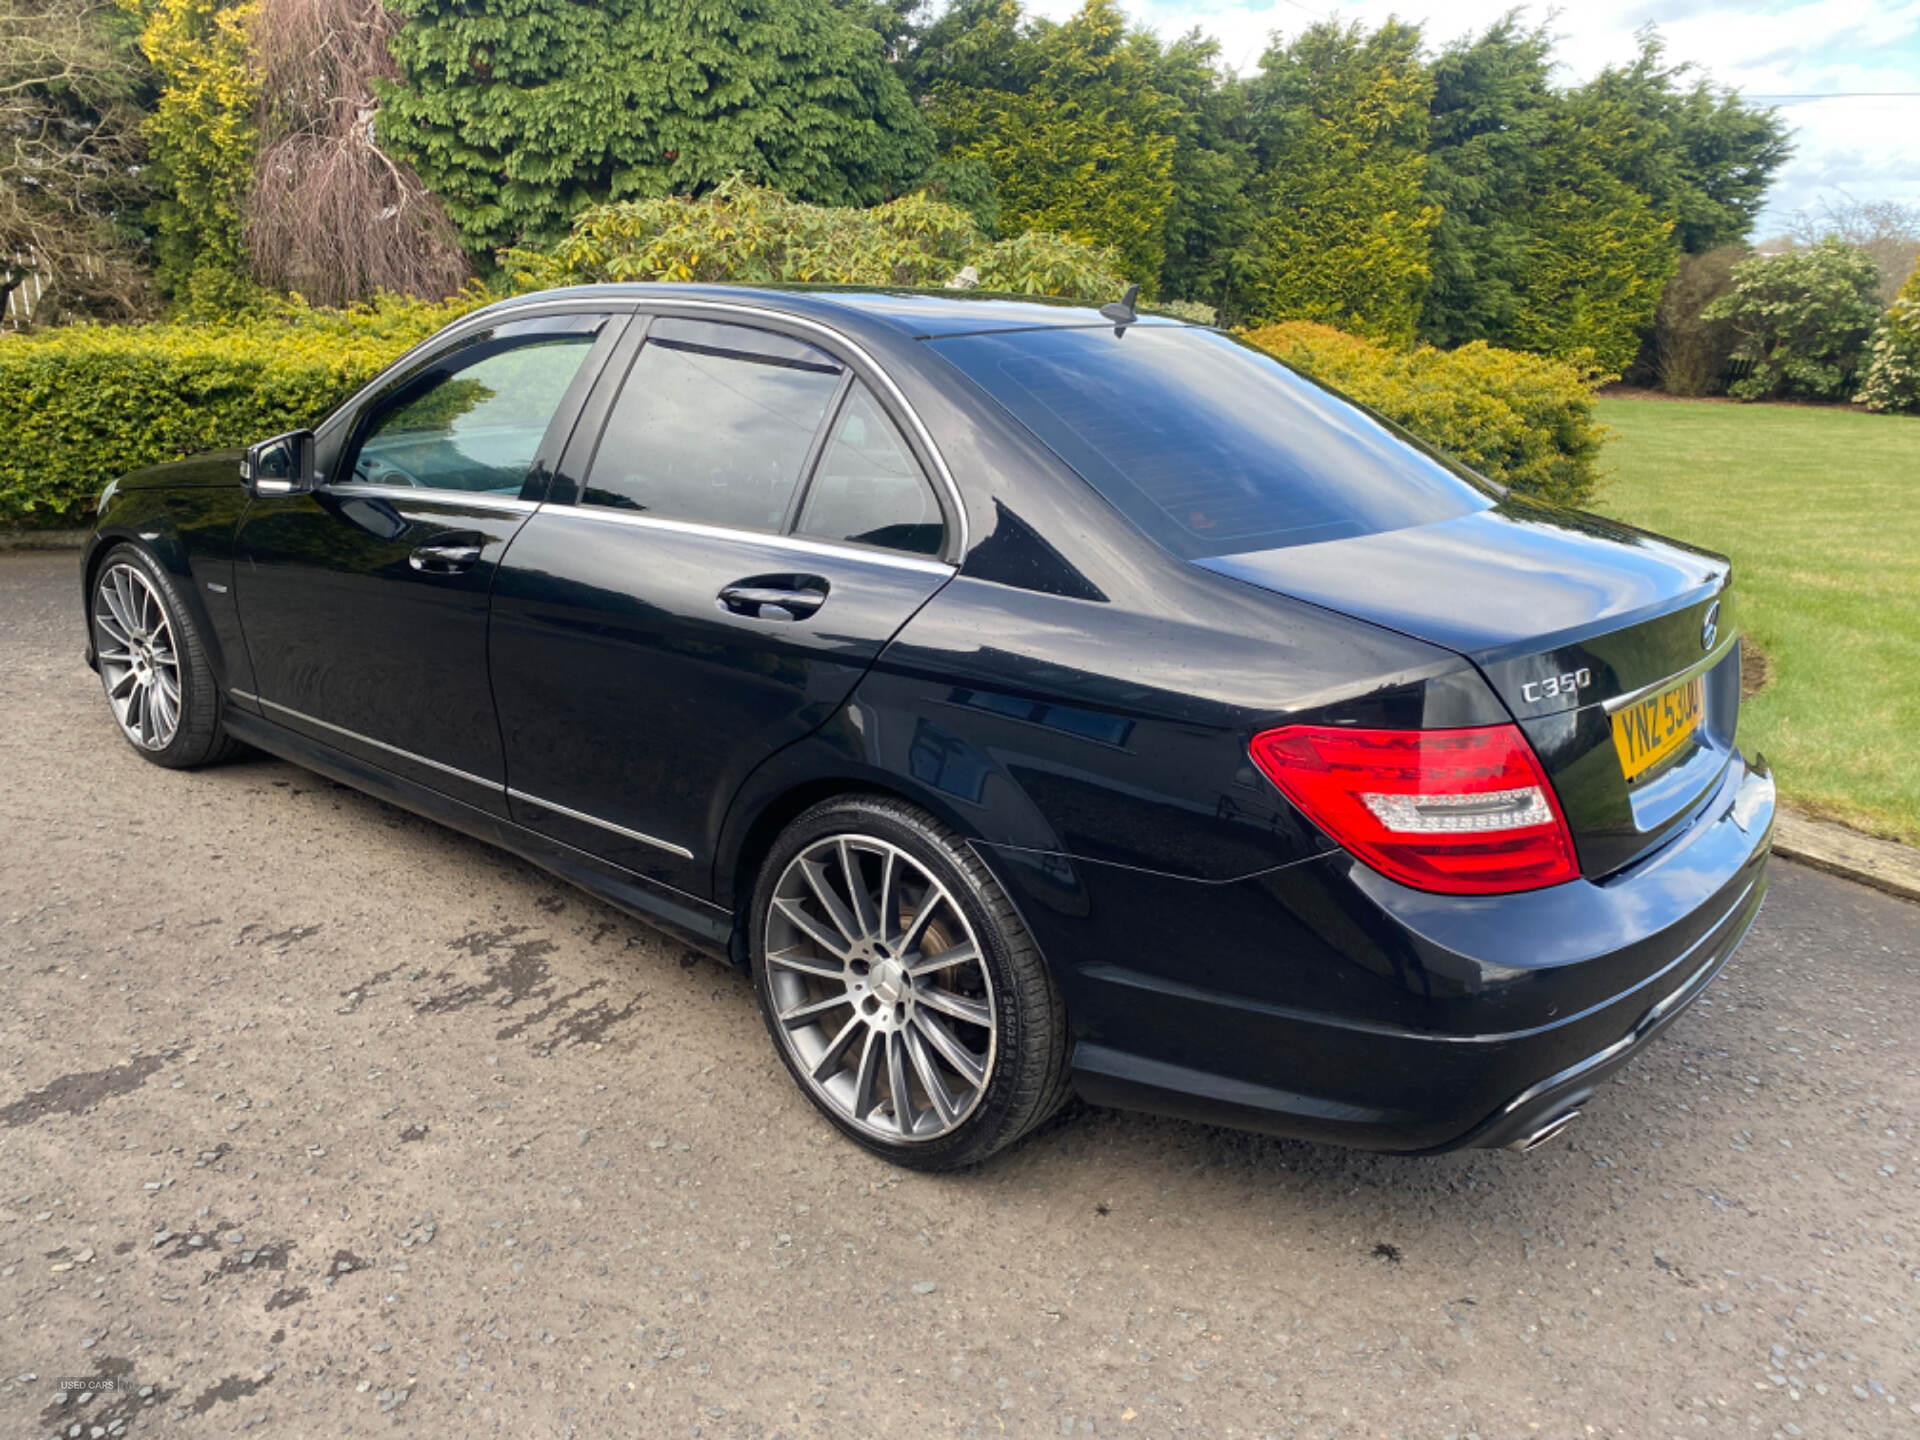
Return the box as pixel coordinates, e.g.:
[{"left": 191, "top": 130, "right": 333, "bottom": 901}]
[
  {"left": 1854, "top": 294, "right": 1920, "bottom": 414},
  {"left": 1703, "top": 240, "right": 1885, "bottom": 400},
  {"left": 506, "top": 177, "right": 1125, "bottom": 300},
  {"left": 0, "top": 292, "right": 481, "bottom": 526},
  {"left": 1654, "top": 246, "right": 1744, "bottom": 396},
  {"left": 1148, "top": 298, "right": 1217, "bottom": 325},
  {"left": 1242, "top": 320, "right": 1607, "bottom": 508}
]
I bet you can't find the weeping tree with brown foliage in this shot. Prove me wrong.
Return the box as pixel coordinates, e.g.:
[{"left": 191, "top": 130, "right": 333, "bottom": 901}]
[{"left": 245, "top": 0, "right": 466, "bottom": 306}]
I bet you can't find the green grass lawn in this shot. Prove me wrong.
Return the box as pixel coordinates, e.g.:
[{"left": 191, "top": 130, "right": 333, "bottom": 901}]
[{"left": 1593, "top": 396, "right": 1920, "bottom": 846}]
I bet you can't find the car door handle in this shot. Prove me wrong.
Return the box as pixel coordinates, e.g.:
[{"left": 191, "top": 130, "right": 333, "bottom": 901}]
[
  {"left": 408, "top": 533, "right": 485, "bottom": 574},
  {"left": 718, "top": 577, "right": 829, "bottom": 621}
]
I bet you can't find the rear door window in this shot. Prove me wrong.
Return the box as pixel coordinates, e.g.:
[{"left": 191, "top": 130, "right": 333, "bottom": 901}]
[
  {"left": 796, "top": 381, "right": 945, "bottom": 556},
  {"left": 582, "top": 317, "right": 845, "bottom": 531},
  {"left": 930, "top": 325, "right": 1494, "bottom": 558}
]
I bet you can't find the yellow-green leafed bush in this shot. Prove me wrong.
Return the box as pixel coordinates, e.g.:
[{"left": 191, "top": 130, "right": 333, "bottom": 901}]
[
  {"left": 507, "top": 177, "right": 1125, "bottom": 301},
  {"left": 1241, "top": 322, "right": 1608, "bottom": 509},
  {"left": 0, "top": 293, "right": 485, "bottom": 527},
  {"left": 1855, "top": 283, "right": 1920, "bottom": 415}
]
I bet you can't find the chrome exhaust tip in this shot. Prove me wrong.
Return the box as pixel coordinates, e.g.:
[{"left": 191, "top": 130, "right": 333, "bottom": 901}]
[{"left": 1506, "top": 1108, "right": 1581, "bottom": 1154}]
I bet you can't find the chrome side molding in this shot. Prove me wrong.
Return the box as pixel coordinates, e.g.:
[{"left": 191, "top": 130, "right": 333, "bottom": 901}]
[{"left": 505, "top": 787, "right": 693, "bottom": 860}]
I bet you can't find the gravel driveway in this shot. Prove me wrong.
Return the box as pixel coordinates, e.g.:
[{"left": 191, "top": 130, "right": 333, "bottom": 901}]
[{"left": 2, "top": 548, "right": 1916, "bottom": 1439}]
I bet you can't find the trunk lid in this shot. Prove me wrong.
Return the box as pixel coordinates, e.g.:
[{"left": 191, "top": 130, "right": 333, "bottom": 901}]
[{"left": 1200, "top": 501, "right": 1741, "bottom": 879}]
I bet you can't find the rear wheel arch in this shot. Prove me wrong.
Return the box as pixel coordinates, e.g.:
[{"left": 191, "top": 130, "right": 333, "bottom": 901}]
[
  {"left": 718, "top": 772, "right": 1073, "bottom": 1027},
  {"left": 720, "top": 773, "right": 972, "bottom": 960},
  {"left": 745, "top": 790, "right": 1076, "bottom": 1168}
]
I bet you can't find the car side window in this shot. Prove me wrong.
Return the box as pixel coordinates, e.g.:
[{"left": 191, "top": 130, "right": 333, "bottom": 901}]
[
  {"left": 346, "top": 321, "right": 603, "bottom": 494},
  {"left": 797, "top": 381, "right": 944, "bottom": 556},
  {"left": 581, "top": 318, "right": 844, "bottom": 530}
]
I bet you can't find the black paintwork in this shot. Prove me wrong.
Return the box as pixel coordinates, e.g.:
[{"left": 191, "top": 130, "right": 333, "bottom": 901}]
[
  {"left": 81, "top": 283, "right": 1774, "bottom": 1154},
  {"left": 234, "top": 490, "right": 534, "bottom": 813},
  {"left": 490, "top": 507, "right": 949, "bottom": 891}
]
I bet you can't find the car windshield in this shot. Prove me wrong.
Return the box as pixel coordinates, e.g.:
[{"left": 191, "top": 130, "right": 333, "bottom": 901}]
[{"left": 930, "top": 325, "right": 1496, "bottom": 559}]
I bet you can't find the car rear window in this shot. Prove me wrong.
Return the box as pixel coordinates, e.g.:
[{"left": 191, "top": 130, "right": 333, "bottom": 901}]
[{"left": 930, "top": 325, "right": 1495, "bottom": 559}]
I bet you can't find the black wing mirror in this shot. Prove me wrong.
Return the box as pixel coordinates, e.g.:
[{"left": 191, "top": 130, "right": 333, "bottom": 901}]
[{"left": 241, "top": 430, "right": 316, "bottom": 497}]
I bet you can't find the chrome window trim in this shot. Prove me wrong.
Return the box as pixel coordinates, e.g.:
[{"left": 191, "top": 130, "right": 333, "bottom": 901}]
[
  {"left": 317, "top": 483, "right": 539, "bottom": 514},
  {"left": 620, "top": 297, "right": 970, "bottom": 557},
  {"left": 506, "top": 787, "right": 694, "bottom": 860},
  {"left": 542, "top": 503, "right": 958, "bottom": 578},
  {"left": 253, "top": 696, "right": 499, "bottom": 791},
  {"left": 1601, "top": 628, "right": 1741, "bottom": 714}
]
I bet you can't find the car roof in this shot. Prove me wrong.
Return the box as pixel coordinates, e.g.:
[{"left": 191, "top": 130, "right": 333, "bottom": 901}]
[{"left": 491, "top": 282, "right": 1189, "bottom": 341}]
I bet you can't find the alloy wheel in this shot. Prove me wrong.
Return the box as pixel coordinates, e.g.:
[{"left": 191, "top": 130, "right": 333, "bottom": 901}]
[
  {"left": 764, "top": 834, "right": 997, "bottom": 1143},
  {"left": 94, "top": 562, "right": 182, "bottom": 751}
]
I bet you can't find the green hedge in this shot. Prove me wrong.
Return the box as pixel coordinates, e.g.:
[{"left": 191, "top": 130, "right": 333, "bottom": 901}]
[
  {"left": 0, "top": 295, "right": 481, "bottom": 528},
  {"left": 1242, "top": 321, "right": 1607, "bottom": 508}
]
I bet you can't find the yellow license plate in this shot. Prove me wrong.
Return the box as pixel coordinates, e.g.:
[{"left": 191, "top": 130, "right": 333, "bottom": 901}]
[{"left": 1611, "top": 675, "right": 1704, "bottom": 783}]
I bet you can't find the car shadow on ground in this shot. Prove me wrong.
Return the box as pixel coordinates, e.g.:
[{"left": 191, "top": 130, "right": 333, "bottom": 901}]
[{"left": 191, "top": 746, "right": 1650, "bottom": 1228}]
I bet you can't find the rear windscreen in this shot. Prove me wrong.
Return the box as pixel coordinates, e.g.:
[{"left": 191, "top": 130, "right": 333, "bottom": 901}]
[{"left": 931, "top": 325, "right": 1495, "bottom": 559}]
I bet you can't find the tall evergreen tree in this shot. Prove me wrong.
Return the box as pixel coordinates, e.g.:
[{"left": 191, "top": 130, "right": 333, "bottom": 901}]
[
  {"left": 1239, "top": 19, "right": 1437, "bottom": 341},
  {"left": 131, "top": 0, "right": 258, "bottom": 309},
  {"left": 1501, "top": 99, "right": 1677, "bottom": 372},
  {"left": 1574, "top": 29, "right": 1792, "bottom": 255},
  {"left": 1420, "top": 14, "right": 1685, "bottom": 371},
  {"left": 1419, "top": 14, "right": 1557, "bottom": 349},
  {"left": 1150, "top": 28, "right": 1254, "bottom": 310},
  {"left": 920, "top": 0, "right": 1177, "bottom": 292},
  {"left": 376, "top": 0, "right": 935, "bottom": 262}
]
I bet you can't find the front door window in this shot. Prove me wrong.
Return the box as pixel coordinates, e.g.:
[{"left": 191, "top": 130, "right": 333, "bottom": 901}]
[{"left": 347, "top": 319, "right": 605, "bottom": 495}]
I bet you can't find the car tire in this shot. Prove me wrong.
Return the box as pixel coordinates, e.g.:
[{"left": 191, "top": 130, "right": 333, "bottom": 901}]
[
  {"left": 750, "top": 794, "right": 1074, "bottom": 1170},
  {"left": 90, "top": 543, "right": 242, "bottom": 769}
]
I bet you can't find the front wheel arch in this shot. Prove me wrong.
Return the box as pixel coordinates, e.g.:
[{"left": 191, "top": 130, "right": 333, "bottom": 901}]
[
  {"left": 84, "top": 513, "right": 198, "bottom": 657},
  {"left": 86, "top": 539, "right": 241, "bottom": 768}
]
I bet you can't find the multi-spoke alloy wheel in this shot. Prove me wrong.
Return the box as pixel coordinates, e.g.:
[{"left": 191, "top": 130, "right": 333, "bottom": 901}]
[
  {"left": 94, "top": 561, "right": 183, "bottom": 751},
  {"left": 89, "top": 544, "right": 239, "bottom": 769},
  {"left": 765, "top": 834, "right": 996, "bottom": 1143},
  {"left": 752, "top": 797, "right": 1074, "bottom": 1169}
]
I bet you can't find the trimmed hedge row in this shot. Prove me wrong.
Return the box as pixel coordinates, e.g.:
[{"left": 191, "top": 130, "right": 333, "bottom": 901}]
[
  {"left": 0, "top": 295, "right": 481, "bottom": 527},
  {"left": 1242, "top": 321, "right": 1607, "bottom": 508}
]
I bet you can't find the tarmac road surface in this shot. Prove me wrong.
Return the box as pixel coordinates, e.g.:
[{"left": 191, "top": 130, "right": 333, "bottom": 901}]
[{"left": 2, "top": 548, "right": 1917, "bottom": 1439}]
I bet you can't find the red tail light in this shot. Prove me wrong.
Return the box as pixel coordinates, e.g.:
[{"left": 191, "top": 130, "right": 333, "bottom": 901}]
[{"left": 1248, "top": 723, "right": 1580, "bottom": 895}]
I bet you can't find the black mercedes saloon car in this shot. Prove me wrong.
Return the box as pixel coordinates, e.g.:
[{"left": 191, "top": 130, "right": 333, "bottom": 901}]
[{"left": 81, "top": 284, "right": 1774, "bottom": 1169}]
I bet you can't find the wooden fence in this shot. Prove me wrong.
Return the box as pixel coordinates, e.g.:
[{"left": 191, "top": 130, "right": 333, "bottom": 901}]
[{"left": 3, "top": 251, "right": 49, "bottom": 331}]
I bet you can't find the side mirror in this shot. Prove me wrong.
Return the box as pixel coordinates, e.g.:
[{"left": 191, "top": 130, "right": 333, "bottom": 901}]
[{"left": 241, "top": 430, "right": 316, "bottom": 496}]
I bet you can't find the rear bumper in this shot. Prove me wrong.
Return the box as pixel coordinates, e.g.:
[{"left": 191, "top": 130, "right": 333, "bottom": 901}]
[
  {"left": 988, "top": 752, "right": 1775, "bottom": 1153},
  {"left": 1452, "top": 887, "right": 1756, "bottom": 1151}
]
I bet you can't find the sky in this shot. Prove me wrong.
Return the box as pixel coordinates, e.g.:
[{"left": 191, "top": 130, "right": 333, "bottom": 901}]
[{"left": 1028, "top": 0, "right": 1920, "bottom": 238}]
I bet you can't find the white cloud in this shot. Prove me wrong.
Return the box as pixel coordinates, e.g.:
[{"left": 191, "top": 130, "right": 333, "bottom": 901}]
[{"left": 1024, "top": 0, "right": 1920, "bottom": 234}]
